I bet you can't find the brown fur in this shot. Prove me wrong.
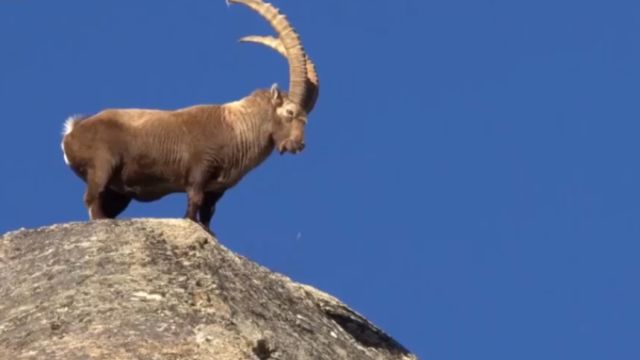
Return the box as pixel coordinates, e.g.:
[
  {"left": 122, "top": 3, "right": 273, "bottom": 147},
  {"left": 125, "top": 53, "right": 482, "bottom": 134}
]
[
  {"left": 62, "top": 88, "right": 307, "bottom": 230},
  {"left": 62, "top": 0, "right": 319, "bottom": 231}
]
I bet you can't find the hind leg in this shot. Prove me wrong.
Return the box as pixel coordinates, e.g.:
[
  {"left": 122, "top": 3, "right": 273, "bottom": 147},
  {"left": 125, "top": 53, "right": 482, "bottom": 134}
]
[
  {"left": 100, "top": 188, "right": 132, "bottom": 219},
  {"left": 83, "top": 164, "right": 113, "bottom": 220}
]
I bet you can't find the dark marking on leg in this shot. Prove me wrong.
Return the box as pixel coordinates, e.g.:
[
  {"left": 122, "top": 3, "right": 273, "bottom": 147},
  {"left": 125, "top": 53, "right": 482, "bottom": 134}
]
[
  {"left": 199, "top": 191, "right": 225, "bottom": 230},
  {"left": 100, "top": 188, "right": 132, "bottom": 219}
]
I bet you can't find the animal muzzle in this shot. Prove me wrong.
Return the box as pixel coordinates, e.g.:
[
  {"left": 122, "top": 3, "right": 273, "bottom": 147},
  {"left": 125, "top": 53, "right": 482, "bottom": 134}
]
[{"left": 278, "top": 139, "right": 305, "bottom": 154}]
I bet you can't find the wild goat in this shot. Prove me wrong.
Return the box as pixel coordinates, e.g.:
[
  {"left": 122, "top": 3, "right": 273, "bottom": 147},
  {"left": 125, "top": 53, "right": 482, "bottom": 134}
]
[{"left": 61, "top": 0, "right": 319, "bottom": 230}]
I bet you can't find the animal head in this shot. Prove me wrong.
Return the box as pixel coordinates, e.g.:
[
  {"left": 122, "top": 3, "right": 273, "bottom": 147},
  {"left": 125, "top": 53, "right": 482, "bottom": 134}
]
[
  {"left": 232, "top": 0, "right": 319, "bottom": 155},
  {"left": 269, "top": 85, "right": 307, "bottom": 154}
]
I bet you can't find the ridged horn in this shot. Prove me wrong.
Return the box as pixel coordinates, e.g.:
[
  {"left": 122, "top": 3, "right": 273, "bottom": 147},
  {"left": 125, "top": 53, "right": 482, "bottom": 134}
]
[
  {"left": 229, "top": 0, "right": 309, "bottom": 109},
  {"left": 240, "top": 35, "right": 319, "bottom": 114}
]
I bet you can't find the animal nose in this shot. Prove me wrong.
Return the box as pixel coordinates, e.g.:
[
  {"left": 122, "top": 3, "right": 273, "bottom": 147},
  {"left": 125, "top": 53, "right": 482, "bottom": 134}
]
[{"left": 284, "top": 139, "right": 305, "bottom": 154}]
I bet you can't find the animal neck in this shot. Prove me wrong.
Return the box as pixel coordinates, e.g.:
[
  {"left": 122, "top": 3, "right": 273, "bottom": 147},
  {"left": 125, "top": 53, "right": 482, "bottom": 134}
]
[{"left": 221, "top": 96, "right": 275, "bottom": 181}]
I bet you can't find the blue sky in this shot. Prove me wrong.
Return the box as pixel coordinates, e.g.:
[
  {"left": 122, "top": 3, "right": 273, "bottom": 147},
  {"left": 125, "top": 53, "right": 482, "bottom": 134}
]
[{"left": 1, "top": 0, "right": 639, "bottom": 358}]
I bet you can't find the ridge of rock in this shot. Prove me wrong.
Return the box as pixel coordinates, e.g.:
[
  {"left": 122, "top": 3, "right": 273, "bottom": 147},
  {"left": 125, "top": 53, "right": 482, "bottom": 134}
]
[{"left": 0, "top": 219, "right": 417, "bottom": 360}]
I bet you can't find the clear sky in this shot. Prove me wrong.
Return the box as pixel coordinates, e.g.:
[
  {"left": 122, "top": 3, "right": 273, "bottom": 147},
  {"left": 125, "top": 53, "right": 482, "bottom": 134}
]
[{"left": 1, "top": 0, "right": 639, "bottom": 358}]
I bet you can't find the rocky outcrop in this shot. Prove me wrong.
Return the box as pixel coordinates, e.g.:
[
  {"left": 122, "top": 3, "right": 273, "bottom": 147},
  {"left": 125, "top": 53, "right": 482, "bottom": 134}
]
[{"left": 0, "top": 219, "right": 416, "bottom": 359}]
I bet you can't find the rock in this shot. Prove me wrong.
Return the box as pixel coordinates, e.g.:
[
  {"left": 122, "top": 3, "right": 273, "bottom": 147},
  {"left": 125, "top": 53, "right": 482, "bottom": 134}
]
[{"left": 0, "top": 219, "right": 417, "bottom": 359}]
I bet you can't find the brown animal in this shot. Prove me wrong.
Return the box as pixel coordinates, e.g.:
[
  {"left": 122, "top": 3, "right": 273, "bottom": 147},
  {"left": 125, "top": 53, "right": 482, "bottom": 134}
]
[{"left": 61, "top": 0, "right": 319, "bottom": 230}]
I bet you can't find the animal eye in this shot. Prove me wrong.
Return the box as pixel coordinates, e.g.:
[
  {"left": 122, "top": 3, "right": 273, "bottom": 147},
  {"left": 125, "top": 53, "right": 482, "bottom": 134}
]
[{"left": 286, "top": 109, "right": 294, "bottom": 117}]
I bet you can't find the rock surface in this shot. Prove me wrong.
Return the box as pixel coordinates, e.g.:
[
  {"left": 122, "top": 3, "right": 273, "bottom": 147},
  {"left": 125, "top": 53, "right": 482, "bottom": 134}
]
[{"left": 0, "top": 219, "right": 417, "bottom": 359}]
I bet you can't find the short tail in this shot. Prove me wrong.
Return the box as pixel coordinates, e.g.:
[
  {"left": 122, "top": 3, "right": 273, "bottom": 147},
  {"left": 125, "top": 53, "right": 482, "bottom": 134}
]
[{"left": 62, "top": 114, "right": 86, "bottom": 136}]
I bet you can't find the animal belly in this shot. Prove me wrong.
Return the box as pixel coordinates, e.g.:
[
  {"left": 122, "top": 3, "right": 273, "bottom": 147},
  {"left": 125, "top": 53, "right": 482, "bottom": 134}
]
[
  {"left": 130, "top": 184, "right": 182, "bottom": 202},
  {"left": 109, "top": 172, "right": 184, "bottom": 202}
]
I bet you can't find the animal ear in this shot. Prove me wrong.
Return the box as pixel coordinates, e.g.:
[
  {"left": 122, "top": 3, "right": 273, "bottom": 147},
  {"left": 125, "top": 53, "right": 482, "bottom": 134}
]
[{"left": 270, "top": 83, "right": 283, "bottom": 106}]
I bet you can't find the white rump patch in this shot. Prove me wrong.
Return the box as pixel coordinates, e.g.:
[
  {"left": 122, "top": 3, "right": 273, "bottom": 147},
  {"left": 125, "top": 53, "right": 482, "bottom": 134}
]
[
  {"left": 61, "top": 114, "right": 84, "bottom": 165},
  {"left": 62, "top": 145, "right": 70, "bottom": 165}
]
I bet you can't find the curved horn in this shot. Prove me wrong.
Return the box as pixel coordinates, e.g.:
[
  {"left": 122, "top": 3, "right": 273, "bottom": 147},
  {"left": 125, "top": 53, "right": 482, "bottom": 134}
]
[
  {"left": 240, "top": 35, "right": 286, "bottom": 55},
  {"left": 240, "top": 35, "right": 319, "bottom": 113},
  {"left": 229, "top": 0, "right": 309, "bottom": 108}
]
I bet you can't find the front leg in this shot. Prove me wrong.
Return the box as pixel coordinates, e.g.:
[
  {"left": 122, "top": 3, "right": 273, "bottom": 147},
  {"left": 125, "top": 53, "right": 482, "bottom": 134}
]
[
  {"left": 199, "top": 191, "right": 225, "bottom": 231},
  {"left": 184, "top": 168, "right": 209, "bottom": 222},
  {"left": 185, "top": 187, "right": 204, "bottom": 222}
]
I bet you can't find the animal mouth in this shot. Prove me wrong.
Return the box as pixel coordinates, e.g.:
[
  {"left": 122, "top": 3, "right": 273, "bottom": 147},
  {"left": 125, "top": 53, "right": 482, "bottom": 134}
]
[{"left": 278, "top": 140, "right": 305, "bottom": 155}]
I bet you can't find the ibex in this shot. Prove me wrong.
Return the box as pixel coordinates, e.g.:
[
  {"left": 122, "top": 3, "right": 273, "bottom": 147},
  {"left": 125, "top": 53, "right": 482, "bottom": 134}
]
[{"left": 61, "top": 0, "right": 319, "bottom": 231}]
